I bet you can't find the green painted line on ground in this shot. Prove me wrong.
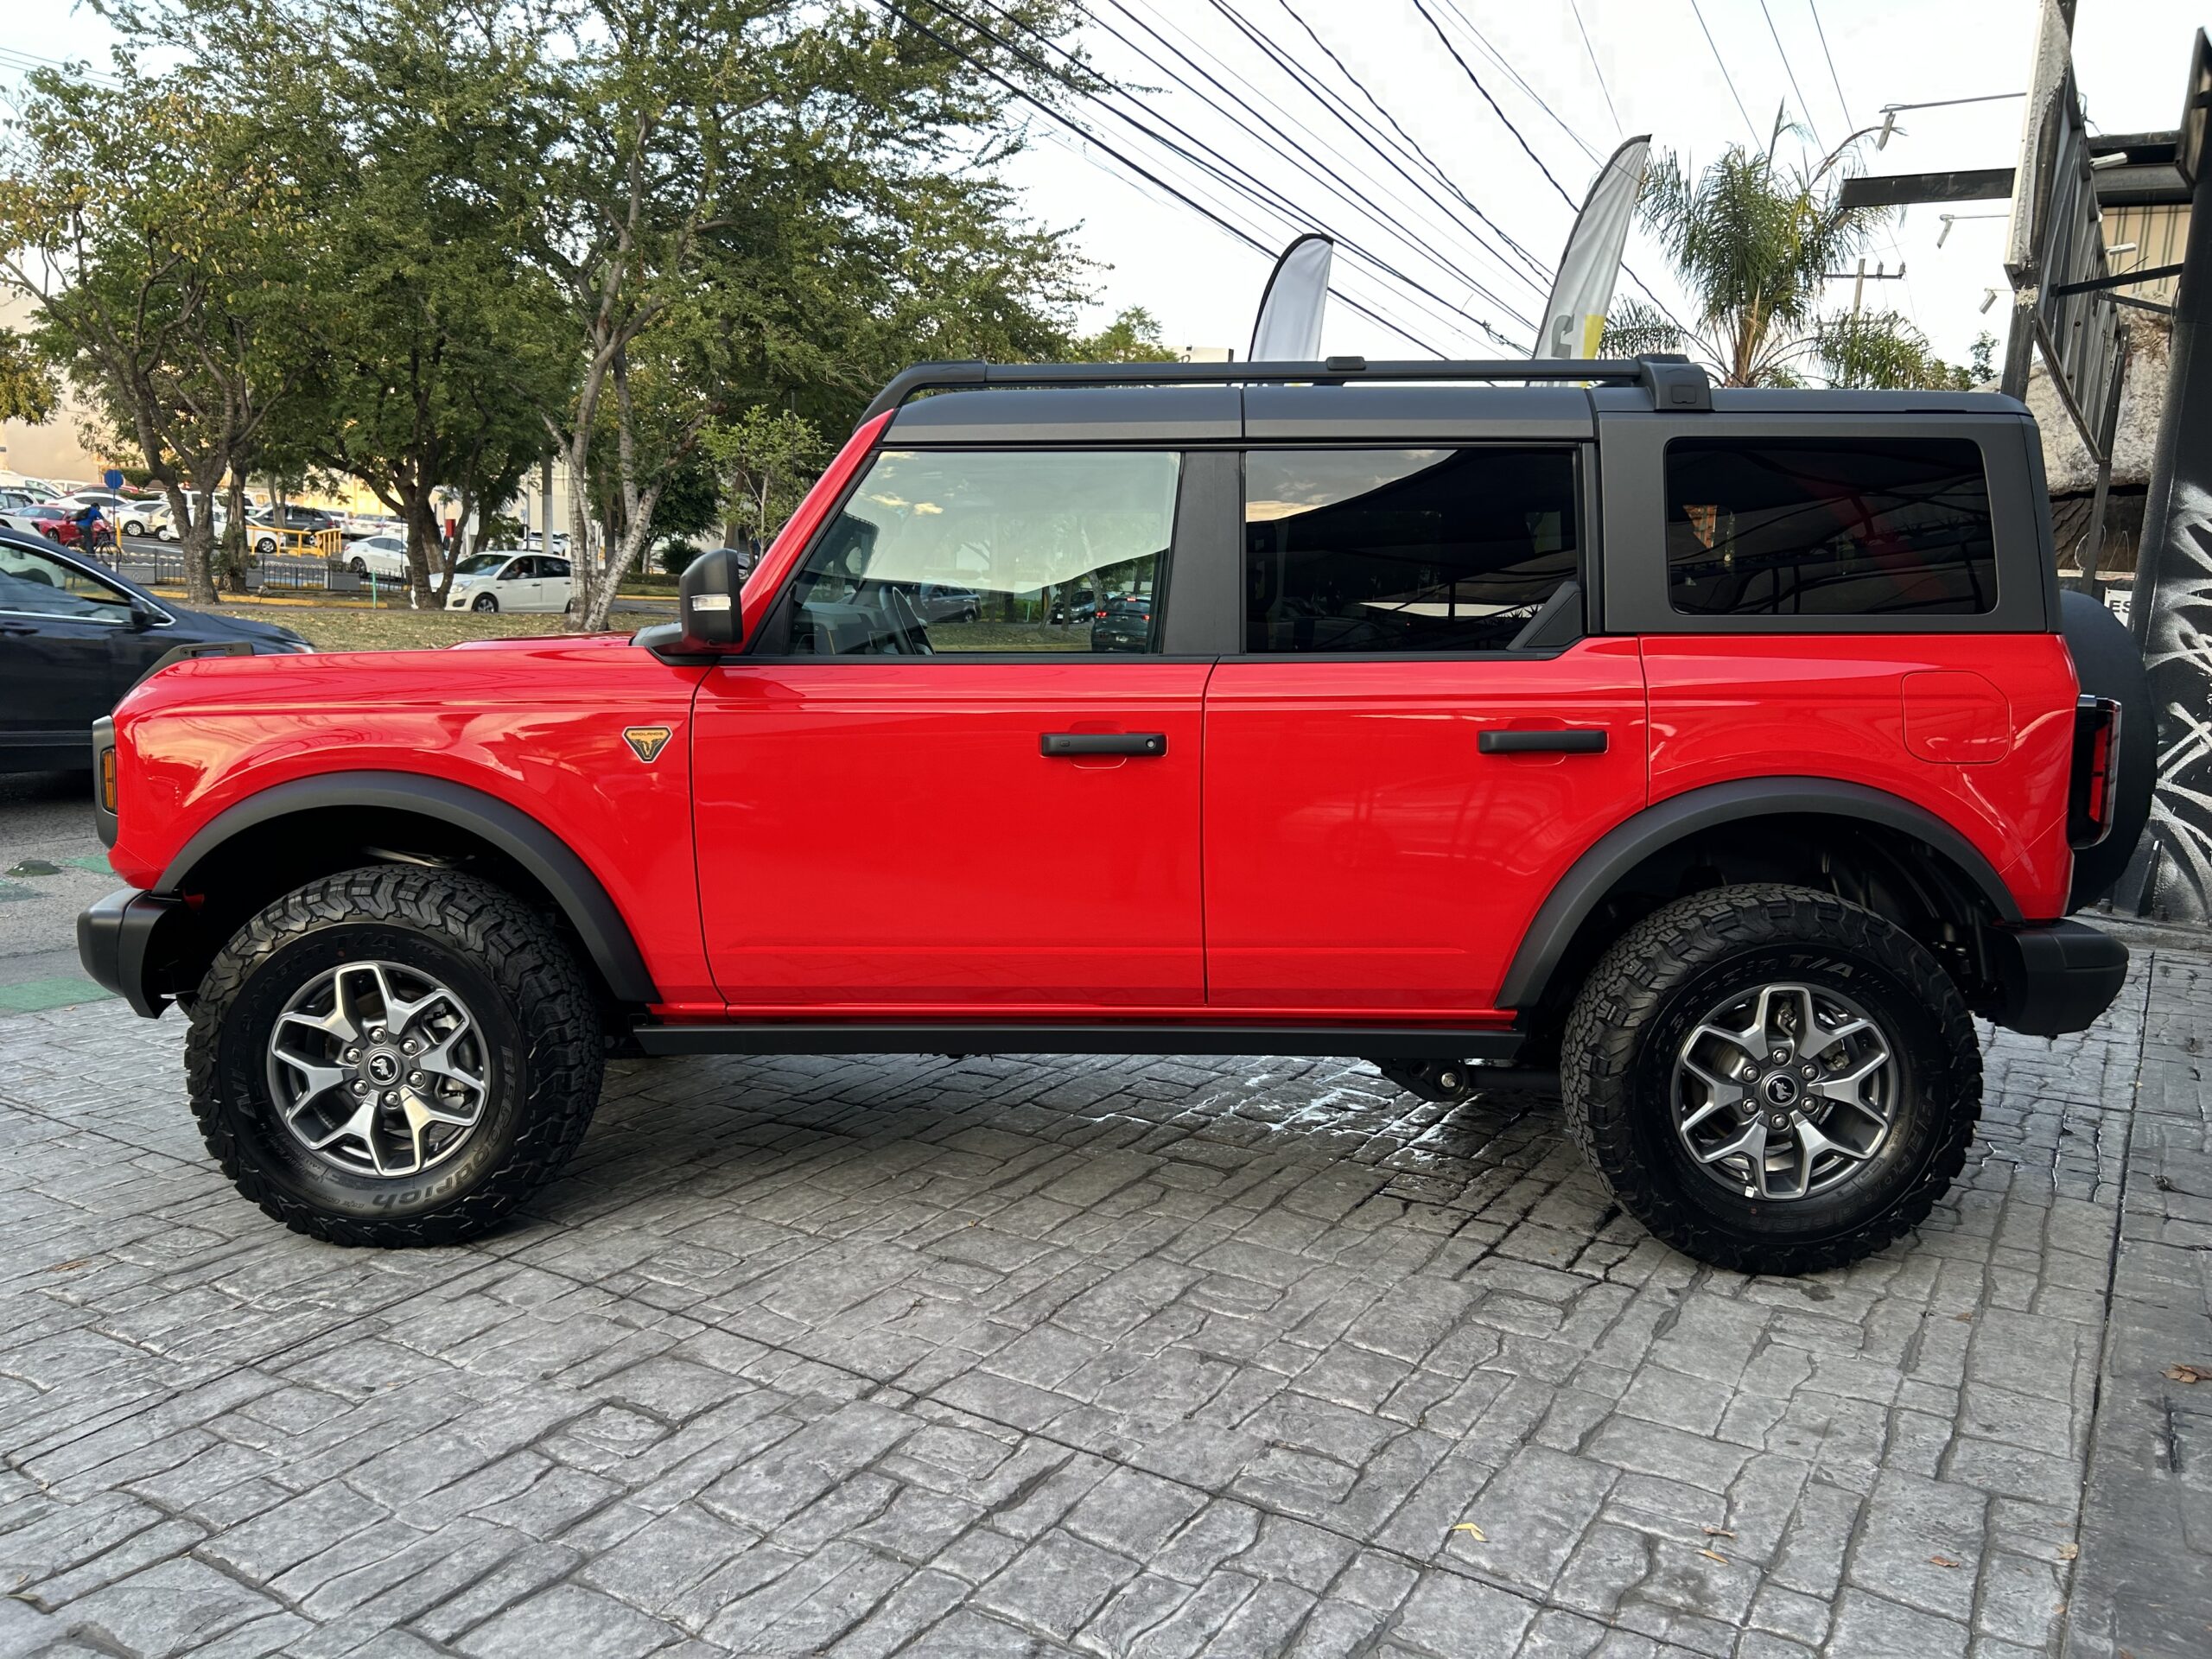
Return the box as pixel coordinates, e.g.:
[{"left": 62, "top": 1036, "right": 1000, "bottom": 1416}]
[
  {"left": 0, "top": 976, "right": 116, "bottom": 1014},
  {"left": 0, "top": 881, "right": 31, "bottom": 903},
  {"left": 64, "top": 856, "right": 115, "bottom": 874}
]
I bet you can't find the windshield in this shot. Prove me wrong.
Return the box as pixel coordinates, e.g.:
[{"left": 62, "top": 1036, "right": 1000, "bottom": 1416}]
[{"left": 454, "top": 555, "right": 506, "bottom": 577}]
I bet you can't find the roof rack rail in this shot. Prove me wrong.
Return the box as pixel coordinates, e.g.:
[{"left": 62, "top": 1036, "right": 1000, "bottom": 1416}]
[{"left": 859, "top": 353, "right": 1713, "bottom": 423}]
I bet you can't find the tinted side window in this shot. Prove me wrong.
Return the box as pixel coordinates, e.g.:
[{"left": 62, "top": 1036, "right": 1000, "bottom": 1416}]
[
  {"left": 785, "top": 449, "right": 1179, "bottom": 655},
  {"left": 1665, "top": 437, "right": 1995, "bottom": 617},
  {"left": 0, "top": 543, "right": 133, "bottom": 620},
  {"left": 1243, "top": 448, "right": 1579, "bottom": 653}
]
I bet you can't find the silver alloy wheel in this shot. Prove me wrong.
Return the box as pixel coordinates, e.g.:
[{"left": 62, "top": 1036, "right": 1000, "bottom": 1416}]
[
  {"left": 265, "top": 960, "right": 491, "bottom": 1177},
  {"left": 1671, "top": 982, "right": 1898, "bottom": 1201}
]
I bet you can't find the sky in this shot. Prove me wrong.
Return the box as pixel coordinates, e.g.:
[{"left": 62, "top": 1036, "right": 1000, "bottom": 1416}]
[
  {"left": 3, "top": 0, "right": 2204, "bottom": 375},
  {"left": 990, "top": 0, "right": 2205, "bottom": 368}
]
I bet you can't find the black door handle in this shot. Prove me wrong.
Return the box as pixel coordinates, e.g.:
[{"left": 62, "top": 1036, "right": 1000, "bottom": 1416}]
[
  {"left": 1041, "top": 732, "right": 1167, "bottom": 757},
  {"left": 1478, "top": 728, "right": 1607, "bottom": 754}
]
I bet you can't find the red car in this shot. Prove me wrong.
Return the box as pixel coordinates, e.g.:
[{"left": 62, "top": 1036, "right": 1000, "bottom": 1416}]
[
  {"left": 78, "top": 356, "right": 2149, "bottom": 1273},
  {"left": 10, "top": 503, "right": 86, "bottom": 546}
]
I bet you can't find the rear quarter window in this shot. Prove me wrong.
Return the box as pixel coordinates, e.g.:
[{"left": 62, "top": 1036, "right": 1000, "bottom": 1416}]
[{"left": 1665, "top": 436, "right": 1996, "bottom": 617}]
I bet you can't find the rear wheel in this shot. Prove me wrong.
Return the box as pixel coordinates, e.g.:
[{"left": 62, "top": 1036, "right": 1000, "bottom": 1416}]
[
  {"left": 1562, "top": 884, "right": 1980, "bottom": 1274},
  {"left": 185, "top": 866, "right": 604, "bottom": 1246},
  {"left": 347, "top": 556, "right": 367, "bottom": 575}
]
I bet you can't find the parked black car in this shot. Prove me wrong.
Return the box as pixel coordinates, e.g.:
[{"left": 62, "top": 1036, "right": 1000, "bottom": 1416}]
[
  {"left": 0, "top": 528, "right": 312, "bottom": 772},
  {"left": 1089, "top": 594, "right": 1155, "bottom": 652},
  {"left": 251, "top": 505, "right": 337, "bottom": 532}
]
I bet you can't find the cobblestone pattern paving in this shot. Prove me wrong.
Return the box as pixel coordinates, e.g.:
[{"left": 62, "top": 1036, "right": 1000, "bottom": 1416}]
[{"left": 0, "top": 949, "right": 2190, "bottom": 1658}]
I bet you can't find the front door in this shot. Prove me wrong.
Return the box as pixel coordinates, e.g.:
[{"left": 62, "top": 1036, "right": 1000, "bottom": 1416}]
[
  {"left": 1204, "top": 445, "right": 1648, "bottom": 1015},
  {"left": 0, "top": 541, "right": 138, "bottom": 762},
  {"left": 498, "top": 556, "right": 545, "bottom": 610},
  {"left": 694, "top": 444, "right": 1208, "bottom": 1013}
]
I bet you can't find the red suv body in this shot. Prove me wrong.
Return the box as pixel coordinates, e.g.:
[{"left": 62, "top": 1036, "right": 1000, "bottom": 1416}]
[{"left": 77, "top": 358, "right": 2145, "bottom": 1273}]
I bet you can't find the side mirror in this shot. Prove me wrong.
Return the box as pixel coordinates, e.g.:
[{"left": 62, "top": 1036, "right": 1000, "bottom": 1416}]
[
  {"left": 128, "top": 600, "right": 159, "bottom": 632},
  {"left": 677, "top": 547, "right": 747, "bottom": 652}
]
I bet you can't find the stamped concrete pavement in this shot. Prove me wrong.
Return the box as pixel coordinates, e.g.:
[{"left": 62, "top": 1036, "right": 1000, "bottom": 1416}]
[{"left": 0, "top": 776, "right": 2206, "bottom": 1656}]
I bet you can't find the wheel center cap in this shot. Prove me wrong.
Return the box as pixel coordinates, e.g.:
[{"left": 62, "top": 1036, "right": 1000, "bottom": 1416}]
[
  {"left": 1762, "top": 1074, "right": 1800, "bottom": 1107},
  {"left": 363, "top": 1051, "right": 401, "bottom": 1086}
]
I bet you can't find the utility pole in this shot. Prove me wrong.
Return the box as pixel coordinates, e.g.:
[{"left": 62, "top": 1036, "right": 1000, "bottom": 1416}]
[{"left": 1821, "top": 258, "right": 1907, "bottom": 316}]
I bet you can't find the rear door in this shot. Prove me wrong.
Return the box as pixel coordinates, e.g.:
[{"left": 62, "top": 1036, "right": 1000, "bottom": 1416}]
[
  {"left": 692, "top": 442, "right": 1211, "bottom": 1012},
  {"left": 1203, "top": 419, "right": 1648, "bottom": 1016},
  {"left": 540, "top": 556, "right": 574, "bottom": 613}
]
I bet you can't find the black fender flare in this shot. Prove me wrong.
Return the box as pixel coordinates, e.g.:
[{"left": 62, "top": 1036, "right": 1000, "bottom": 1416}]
[
  {"left": 157, "top": 771, "right": 659, "bottom": 1004},
  {"left": 1497, "top": 777, "right": 2024, "bottom": 1010}
]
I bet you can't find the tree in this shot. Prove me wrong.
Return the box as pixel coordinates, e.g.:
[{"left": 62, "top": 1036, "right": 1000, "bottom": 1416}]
[
  {"left": 0, "top": 329, "right": 56, "bottom": 423},
  {"left": 0, "top": 73, "right": 317, "bottom": 601},
  {"left": 104, "top": 0, "right": 570, "bottom": 606},
  {"left": 301, "top": 0, "right": 569, "bottom": 605},
  {"left": 533, "top": 0, "right": 1090, "bottom": 632},
  {"left": 702, "top": 404, "right": 825, "bottom": 554},
  {"left": 1603, "top": 122, "right": 1963, "bottom": 391},
  {"left": 1070, "top": 305, "right": 1179, "bottom": 363}
]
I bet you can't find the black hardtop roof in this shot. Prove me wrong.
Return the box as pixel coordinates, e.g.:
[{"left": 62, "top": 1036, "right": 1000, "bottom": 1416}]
[{"left": 876, "top": 359, "right": 2031, "bottom": 447}]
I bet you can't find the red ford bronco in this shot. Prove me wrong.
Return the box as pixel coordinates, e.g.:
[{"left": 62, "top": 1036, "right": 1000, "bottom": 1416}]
[{"left": 77, "top": 357, "right": 2150, "bottom": 1274}]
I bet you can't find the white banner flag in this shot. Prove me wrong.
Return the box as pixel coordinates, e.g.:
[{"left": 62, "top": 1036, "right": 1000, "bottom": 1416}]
[
  {"left": 1534, "top": 136, "right": 1650, "bottom": 359},
  {"left": 1249, "top": 233, "right": 1333, "bottom": 360}
]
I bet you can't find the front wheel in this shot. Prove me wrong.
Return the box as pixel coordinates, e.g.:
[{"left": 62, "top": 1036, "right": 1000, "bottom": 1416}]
[
  {"left": 254, "top": 535, "right": 276, "bottom": 554},
  {"left": 472, "top": 592, "right": 498, "bottom": 613},
  {"left": 1561, "top": 884, "right": 1980, "bottom": 1274},
  {"left": 185, "top": 867, "right": 605, "bottom": 1245}
]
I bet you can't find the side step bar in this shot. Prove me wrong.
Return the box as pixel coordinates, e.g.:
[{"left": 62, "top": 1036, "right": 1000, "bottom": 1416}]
[{"left": 632, "top": 1023, "right": 1525, "bottom": 1062}]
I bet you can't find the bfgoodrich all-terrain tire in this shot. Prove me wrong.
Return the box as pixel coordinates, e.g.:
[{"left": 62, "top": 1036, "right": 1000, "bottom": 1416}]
[
  {"left": 1561, "top": 883, "right": 1980, "bottom": 1274},
  {"left": 185, "top": 866, "right": 604, "bottom": 1246}
]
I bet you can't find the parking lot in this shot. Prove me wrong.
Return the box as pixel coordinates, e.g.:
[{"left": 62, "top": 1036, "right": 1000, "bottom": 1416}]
[{"left": 1, "top": 776, "right": 2208, "bottom": 1658}]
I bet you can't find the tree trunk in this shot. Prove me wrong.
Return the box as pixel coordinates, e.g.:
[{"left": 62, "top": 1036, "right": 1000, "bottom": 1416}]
[
  {"left": 222, "top": 475, "right": 250, "bottom": 595},
  {"left": 585, "top": 510, "right": 660, "bottom": 632}
]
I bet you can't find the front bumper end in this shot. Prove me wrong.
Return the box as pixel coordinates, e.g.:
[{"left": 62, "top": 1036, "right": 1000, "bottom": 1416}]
[
  {"left": 1984, "top": 919, "right": 2129, "bottom": 1039},
  {"left": 77, "top": 887, "right": 187, "bottom": 1017}
]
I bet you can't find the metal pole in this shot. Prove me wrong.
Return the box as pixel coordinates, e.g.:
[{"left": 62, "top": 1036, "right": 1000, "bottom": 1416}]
[
  {"left": 2116, "top": 135, "right": 2212, "bottom": 919},
  {"left": 1853, "top": 257, "right": 1867, "bottom": 317},
  {"left": 2071, "top": 334, "right": 2129, "bottom": 604}
]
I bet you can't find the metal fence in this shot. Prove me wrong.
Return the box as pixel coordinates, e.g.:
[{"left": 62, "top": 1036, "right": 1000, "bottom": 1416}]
[{"left": 117, "top": 549, "right": 364, "bottom": 594}]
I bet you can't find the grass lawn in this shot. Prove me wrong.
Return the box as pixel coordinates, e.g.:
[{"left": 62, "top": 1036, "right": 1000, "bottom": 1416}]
[{"left": 204, "top": 605, "right": 586, "bottom": 652}]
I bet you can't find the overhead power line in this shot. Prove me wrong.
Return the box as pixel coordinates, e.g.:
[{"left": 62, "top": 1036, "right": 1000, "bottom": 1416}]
[
  {"left": 1758, "top": 0, "right": 1823, "bottom": 147},
  {"left": 1690, "top": 0, "right": 1762, "bottom": 143},
  {"left": 1088, "top": 0, "right": 1543, "bottom": 322},
  {"left": 1432, "top": 0, "right": 1599, "bottom": 167},
  {"left": 873, "top": 0, "right": 1465, "bottom": 353},
  {"left": 1806, "top": 0, "right": 1853, "bottom": 127},
  {"left": 1241, "top": 0, "right": 1557, "bottom": 289},
  {"left": 947, "top": 0, "right": 1528, "bottom": 347},
  {"left": 1404, "top": 0, "right": 1580, "bottom": 207},
  {"left": 1567, "top": 0, "right": 1621, "bottom": 137}
]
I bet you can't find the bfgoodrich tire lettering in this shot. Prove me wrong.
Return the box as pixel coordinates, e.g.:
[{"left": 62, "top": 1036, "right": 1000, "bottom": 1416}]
[
  {"left": 1561, "top": 883, "right": 1980, "bottom": 1274},
  {"left": 186, "top": 866, "right": 603, "bottom": 1245}
]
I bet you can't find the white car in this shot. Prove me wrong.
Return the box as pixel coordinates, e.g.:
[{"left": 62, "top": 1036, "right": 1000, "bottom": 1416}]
[
  {"left": 445, "top": 551, "right": 573, "bottom": 613},
  {"left": 148, "top": 501, "right": 232, "bottom": 542},
  {"left": 113, "top": 497, "right": 170, "bottom": 537},
  {"left": 344, "top": 533, "right": 412, "bottom": 579}
]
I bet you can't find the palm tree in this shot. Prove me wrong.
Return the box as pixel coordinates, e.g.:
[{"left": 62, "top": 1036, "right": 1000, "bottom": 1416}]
[{"left": 1604, "top": 120, "right": 1966, "bottom": 390}]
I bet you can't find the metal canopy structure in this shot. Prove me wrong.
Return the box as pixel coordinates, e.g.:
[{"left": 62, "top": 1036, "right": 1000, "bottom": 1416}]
[{"left": 1999, "top": 0, "right": 2125, "bottom": 462}]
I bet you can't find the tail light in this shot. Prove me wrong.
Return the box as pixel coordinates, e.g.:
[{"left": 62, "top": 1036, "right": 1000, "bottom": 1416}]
[{"left": 2067, "top": 695, "right": 2121, "bottom": 849}]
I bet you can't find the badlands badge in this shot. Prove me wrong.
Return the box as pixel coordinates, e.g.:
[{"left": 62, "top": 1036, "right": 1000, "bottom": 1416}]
[{"left": 621, "top": 726, "right": 672, "bottom": 765}]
